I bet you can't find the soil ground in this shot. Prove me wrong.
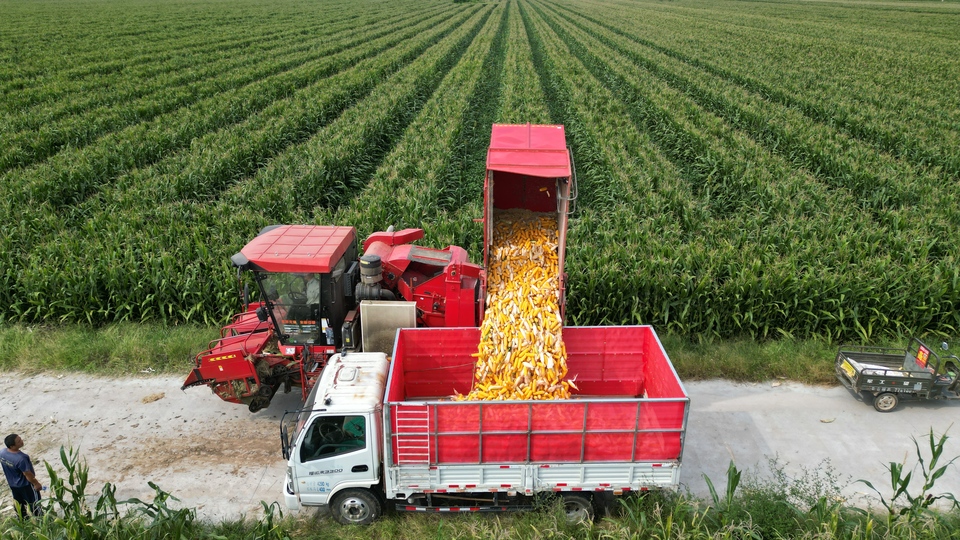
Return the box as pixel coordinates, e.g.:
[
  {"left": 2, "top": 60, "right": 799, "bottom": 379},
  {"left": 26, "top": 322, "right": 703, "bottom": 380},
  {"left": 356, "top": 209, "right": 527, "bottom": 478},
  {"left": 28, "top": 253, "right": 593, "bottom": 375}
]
[{"left": 1, "top": 374, "right": 957, "bottom": 522}]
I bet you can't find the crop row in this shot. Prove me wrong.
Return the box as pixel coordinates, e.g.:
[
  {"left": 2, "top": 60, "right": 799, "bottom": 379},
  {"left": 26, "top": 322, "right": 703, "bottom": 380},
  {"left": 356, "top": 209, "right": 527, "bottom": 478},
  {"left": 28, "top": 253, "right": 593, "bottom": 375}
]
[
  {"left": 1, "top": 0, "right": 957, "bottom": 342},
  {"left": 522, "top": 0, "right": 960, "bottom": 339},
  {"left": 0, "top": 0, "right": 364, "bottom": 92},
  {"left": 0, "top": 4, "right": 425, "bottom": 133},
  {"left": 555, "top": 0, "right": 960, "bottom": 180},
  {"left": 2, "top": 3, "right": 495, "bottom": 324},
  {"left": 495, "top": 1, "right": 550, "bottom": 126},
  {"left": 0, "top": 6, "right": 452, "bottom": 173}
]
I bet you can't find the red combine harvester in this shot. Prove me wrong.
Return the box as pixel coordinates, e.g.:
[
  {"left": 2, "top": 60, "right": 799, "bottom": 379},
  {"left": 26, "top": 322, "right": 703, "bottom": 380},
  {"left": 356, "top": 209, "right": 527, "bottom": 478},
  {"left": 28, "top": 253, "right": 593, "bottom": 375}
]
[
  {"left": 182, "top": 124, "right": 575, "bottom": 412},
  {"left": 181, "top": 226, "right": 483, "bottom": 412}
]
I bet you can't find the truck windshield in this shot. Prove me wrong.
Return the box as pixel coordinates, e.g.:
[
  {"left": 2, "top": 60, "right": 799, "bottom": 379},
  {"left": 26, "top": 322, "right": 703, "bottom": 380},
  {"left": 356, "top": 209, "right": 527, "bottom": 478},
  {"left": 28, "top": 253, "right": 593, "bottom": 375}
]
[
  {"left": 260, "top": 272, "right": 321, "bottom": 345},
  {"left": 299, "top": 415, "right": 366, "bottom": 463},
  {"left": 293, "top": 379, "right": 323, "bottom": 438}
]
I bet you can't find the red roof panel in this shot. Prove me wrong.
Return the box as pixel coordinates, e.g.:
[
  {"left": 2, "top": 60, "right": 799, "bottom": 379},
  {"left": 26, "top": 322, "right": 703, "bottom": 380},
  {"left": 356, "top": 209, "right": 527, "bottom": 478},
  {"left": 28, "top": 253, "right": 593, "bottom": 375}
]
[
  {"left": 486, "top": 124, "right": 572, "bottom": 178},
  {"left": 240, "top": 225, "right": 356, "bottom": 273}
]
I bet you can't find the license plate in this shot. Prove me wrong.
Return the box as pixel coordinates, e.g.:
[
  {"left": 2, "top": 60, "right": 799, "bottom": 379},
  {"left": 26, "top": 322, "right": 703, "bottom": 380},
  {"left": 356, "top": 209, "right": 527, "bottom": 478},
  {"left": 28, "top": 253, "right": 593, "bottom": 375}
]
[{"left": 840, "top": 359, "right": 856, "bottom": 378}]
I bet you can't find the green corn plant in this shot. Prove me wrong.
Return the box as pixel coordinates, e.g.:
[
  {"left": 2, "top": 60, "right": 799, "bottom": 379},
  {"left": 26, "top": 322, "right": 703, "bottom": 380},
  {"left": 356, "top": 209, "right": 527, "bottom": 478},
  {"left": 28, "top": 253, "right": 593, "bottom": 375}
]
[
  {"left": 119, "top": 481, "right": 205, "bottom": 540},
  {"left": 249, "top": 501, "right": 291, "bottom": 540},
  {"left": 702, "top": 460, "right": 743, "bottom": 530},
  {"left": 0, "top": 446, "right": 126, "bottom": 539},
  {"left": 325, "top": 0, "right": 506, "bottom": 239},
  {"left": 0, "top": 5, "right": 439, "bottom": 168},
  {"left": 858, "top": 428, "right": 959, "bottom": 527}
]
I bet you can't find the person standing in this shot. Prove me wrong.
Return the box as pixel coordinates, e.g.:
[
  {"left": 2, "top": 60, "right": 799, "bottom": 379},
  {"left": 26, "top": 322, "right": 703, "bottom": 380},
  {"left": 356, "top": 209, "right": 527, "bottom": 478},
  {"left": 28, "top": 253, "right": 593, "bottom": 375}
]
[{"left": 0, "top": 434, "right": 43, "bottom": 518}]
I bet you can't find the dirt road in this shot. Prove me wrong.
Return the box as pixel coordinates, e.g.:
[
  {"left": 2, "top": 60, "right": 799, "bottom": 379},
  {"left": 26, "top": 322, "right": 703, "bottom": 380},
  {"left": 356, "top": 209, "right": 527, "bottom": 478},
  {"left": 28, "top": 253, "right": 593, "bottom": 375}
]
[{"left": 1, "top": 374, "right": 957, "bottom": 522}]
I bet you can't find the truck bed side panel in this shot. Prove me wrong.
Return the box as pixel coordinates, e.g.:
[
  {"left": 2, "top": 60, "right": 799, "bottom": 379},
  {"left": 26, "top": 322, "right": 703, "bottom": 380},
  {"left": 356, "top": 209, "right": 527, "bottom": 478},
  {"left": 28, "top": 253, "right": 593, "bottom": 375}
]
[{"left": 388, "top": 462, "right": 680, "bottom": 495}]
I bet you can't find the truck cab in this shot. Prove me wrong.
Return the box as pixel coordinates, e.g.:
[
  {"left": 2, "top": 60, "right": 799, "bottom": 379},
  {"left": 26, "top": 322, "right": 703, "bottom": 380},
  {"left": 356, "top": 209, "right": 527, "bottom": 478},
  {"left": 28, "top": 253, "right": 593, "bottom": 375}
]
[{"left": 282, "top": 352, "right": 388, "bottom": 523}]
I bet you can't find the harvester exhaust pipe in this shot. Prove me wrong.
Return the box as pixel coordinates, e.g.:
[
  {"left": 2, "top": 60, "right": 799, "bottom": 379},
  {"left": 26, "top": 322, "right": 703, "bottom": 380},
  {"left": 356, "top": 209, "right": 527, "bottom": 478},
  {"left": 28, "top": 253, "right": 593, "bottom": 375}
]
[{"left": 355, "top": 255, "right": 396, "bottom": 301}]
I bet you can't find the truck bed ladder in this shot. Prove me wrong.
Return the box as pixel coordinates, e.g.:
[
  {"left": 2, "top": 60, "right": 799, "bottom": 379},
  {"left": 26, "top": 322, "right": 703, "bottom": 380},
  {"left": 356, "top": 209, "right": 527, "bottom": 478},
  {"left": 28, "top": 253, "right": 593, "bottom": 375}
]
[{"left": 393, "top": 405, "right": 431, "bottom": 465}]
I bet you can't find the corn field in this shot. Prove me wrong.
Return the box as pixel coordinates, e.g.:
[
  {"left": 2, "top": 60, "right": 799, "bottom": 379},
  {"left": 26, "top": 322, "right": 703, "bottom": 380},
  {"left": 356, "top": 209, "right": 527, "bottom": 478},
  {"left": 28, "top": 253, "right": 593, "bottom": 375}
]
[{"left": 1, "top": 0, "right": 958, "bottom": 341}]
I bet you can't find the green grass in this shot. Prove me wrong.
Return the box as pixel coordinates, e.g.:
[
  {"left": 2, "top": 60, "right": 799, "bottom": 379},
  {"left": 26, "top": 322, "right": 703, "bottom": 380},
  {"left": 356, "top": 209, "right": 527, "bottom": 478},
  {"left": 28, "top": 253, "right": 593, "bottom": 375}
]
[
  {"left": 0, "top": 323, "right": 947, "bottom": 386},
  {"left": 0, "top": 323, "right": 211, "bottom": 375}
]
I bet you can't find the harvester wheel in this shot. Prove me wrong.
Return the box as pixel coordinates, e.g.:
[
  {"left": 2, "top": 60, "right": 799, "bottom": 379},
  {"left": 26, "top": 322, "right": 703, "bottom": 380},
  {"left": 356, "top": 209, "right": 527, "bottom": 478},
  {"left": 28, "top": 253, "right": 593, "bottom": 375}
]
[
  {"left": 873, "top": 392, "right": 898, "bottom": 412},
  {"left": 560, "top": 493, "right": 594, "bottom": 524},
  {"left": 248, "top": 397, "right": 269, "bottom": 413}
]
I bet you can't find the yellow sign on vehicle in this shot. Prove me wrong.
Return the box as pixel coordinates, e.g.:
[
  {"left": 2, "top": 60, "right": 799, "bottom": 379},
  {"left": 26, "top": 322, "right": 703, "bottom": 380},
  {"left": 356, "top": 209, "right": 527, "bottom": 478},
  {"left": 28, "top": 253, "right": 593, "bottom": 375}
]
[{"left": 840, "top": 359, "right": 856, "bottom": 378}]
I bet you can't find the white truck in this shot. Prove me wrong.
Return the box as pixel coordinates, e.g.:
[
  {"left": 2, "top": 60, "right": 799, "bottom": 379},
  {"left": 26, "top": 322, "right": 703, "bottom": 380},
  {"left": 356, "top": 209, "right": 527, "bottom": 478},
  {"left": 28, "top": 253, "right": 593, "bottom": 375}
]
[{"left": 281, "top": 325, "right": 689, "bottom": 524}]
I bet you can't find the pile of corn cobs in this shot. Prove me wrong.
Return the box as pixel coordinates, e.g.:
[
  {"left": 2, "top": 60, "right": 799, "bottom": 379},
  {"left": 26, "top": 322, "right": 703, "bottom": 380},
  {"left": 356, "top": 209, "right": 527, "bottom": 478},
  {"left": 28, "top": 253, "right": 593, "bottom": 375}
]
[{"left": 460, "top": 210, "right": 574, "bottom": 401}]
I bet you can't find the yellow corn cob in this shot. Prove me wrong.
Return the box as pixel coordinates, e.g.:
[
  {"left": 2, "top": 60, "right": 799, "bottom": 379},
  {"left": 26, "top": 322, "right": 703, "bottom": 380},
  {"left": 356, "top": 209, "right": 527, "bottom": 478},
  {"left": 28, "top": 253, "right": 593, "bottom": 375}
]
[{"left": 457, "top": 210, "right": 572, "bottom": 401}]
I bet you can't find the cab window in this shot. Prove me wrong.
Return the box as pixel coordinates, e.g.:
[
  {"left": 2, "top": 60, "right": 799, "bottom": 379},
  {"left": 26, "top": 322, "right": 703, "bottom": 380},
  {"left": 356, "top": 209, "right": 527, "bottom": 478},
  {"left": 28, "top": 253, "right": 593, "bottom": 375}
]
[{"left": 299, "top": 415, "right": 366, "bottom": 462}]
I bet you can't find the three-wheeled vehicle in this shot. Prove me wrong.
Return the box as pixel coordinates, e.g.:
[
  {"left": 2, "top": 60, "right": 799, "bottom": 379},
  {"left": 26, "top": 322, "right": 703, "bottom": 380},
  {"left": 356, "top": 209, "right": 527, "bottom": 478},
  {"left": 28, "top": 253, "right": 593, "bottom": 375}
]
[{"left": 836, "top": 338, "right": 960, "bottom": 412}]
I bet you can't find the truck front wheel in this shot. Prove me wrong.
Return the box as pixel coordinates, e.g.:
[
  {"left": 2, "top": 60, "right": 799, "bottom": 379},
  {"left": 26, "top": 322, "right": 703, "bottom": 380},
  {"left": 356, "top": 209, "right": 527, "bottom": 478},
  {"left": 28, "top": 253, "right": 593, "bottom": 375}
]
[
  {"left": 330, "top": 488, "right": 381, "bottom": 525},
  {"left": 561, "top": 493, "right": 594, "bottom": 524},
  {"left": 873, "top": 392, "right": 898, "bottom": 412}
]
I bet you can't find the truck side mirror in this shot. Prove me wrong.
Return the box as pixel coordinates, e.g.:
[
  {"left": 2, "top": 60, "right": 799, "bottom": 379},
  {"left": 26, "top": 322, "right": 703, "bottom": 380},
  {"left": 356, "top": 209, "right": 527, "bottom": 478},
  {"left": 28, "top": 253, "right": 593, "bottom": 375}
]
[
  {"left": 257, "top": 306, "right": 268, "bottom": 322},
  {"left": 281, "top": 424, "right": 290, "bottom": 460}
]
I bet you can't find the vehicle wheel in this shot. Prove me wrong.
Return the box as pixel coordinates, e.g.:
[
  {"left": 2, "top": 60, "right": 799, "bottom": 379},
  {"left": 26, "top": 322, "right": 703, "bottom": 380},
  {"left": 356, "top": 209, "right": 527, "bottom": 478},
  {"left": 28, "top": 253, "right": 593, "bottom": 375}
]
[
  {"left": 248, "top": 397, "right": 269, "bottom": 413},
  {"left": 873, "top": 392, "right": 898, "bottom": 412},
  {"left": 330, "top": 489, "right": 381, "bottom": 525},
  {"left": 561, "top": 493, "right": 594, "bottom": 524}
]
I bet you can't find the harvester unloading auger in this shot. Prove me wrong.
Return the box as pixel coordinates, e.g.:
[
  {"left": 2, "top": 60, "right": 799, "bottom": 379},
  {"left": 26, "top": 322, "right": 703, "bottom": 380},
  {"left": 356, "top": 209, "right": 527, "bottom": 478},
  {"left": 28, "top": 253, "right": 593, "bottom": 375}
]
[{"left": 182, "top": 124, "right": 576, "bottom": 411}]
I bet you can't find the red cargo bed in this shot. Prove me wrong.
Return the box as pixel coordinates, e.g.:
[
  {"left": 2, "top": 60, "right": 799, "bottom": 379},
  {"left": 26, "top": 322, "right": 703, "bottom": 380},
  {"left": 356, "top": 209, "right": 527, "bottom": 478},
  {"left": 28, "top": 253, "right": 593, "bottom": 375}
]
[{"left": 385, "top": 326, "right": 688, "bottom": 465}]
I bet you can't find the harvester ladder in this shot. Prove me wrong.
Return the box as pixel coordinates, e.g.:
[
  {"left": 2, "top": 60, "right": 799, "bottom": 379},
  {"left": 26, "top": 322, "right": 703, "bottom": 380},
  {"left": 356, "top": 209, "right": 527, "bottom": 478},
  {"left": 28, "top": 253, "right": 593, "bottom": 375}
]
[
  {"left": 558, "top": 148, "right": 579, "bottom": 215},
  {"left": 393, "top": 405, "right": 431, "bottom": 465},
  {"left": 299, "top": 351, "right": 325, "bottom": 401}
]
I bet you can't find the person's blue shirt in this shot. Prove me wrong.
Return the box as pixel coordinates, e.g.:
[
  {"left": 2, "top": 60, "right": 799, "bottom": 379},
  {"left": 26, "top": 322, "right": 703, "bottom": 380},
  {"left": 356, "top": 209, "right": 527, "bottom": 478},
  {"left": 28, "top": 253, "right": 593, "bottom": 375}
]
[{"left": 0, "top": 448, "right": 35, "bottom": 489}]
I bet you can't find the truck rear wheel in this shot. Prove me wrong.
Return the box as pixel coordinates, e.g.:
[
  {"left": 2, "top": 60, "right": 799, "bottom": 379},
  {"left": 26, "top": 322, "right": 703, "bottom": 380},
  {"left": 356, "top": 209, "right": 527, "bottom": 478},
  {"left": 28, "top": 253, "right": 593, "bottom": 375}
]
[
  {"left": 561, "top": 493, "right": 594, "bottom": 524},
  {"left": 873, "top": 392, "right": 898, "bottom": 412},
  {"left": 330, "top": 488, "right": 381, "bottom": 525}
]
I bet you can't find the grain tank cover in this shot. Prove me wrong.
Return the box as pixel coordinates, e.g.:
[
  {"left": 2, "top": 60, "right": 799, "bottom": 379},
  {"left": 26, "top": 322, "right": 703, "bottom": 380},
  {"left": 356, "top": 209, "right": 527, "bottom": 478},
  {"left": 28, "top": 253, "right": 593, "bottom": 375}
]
[
  {"left": 486, "top": 124, "right": 572, "bottom": 178},
  {"left": 484, "top": 124, "right": 576, "bottom": 318},
  {"left": 232, "top": 225, "right": 357, "bottom": 273}
]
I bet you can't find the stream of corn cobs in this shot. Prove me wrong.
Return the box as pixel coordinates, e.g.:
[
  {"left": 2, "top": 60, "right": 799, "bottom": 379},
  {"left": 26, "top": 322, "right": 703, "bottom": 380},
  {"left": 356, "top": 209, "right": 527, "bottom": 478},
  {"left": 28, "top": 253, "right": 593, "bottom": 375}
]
[{"left": 459, "top": 210, "right": 574, "bottom": 400}]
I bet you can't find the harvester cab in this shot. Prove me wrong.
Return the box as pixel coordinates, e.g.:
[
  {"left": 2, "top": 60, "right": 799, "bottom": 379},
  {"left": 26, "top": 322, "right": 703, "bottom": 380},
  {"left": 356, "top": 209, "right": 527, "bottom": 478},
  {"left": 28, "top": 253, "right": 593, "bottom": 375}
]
[{"left": 232, "top": 225, "right": 358, "bottom": 350}]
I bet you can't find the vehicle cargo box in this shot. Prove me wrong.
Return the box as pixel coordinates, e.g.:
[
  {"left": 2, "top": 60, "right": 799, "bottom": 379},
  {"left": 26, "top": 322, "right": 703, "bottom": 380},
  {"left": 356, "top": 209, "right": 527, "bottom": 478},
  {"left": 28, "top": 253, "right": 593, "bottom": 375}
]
[{"left": 385, "top": 326, "right": 688, "bottom": 465}]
